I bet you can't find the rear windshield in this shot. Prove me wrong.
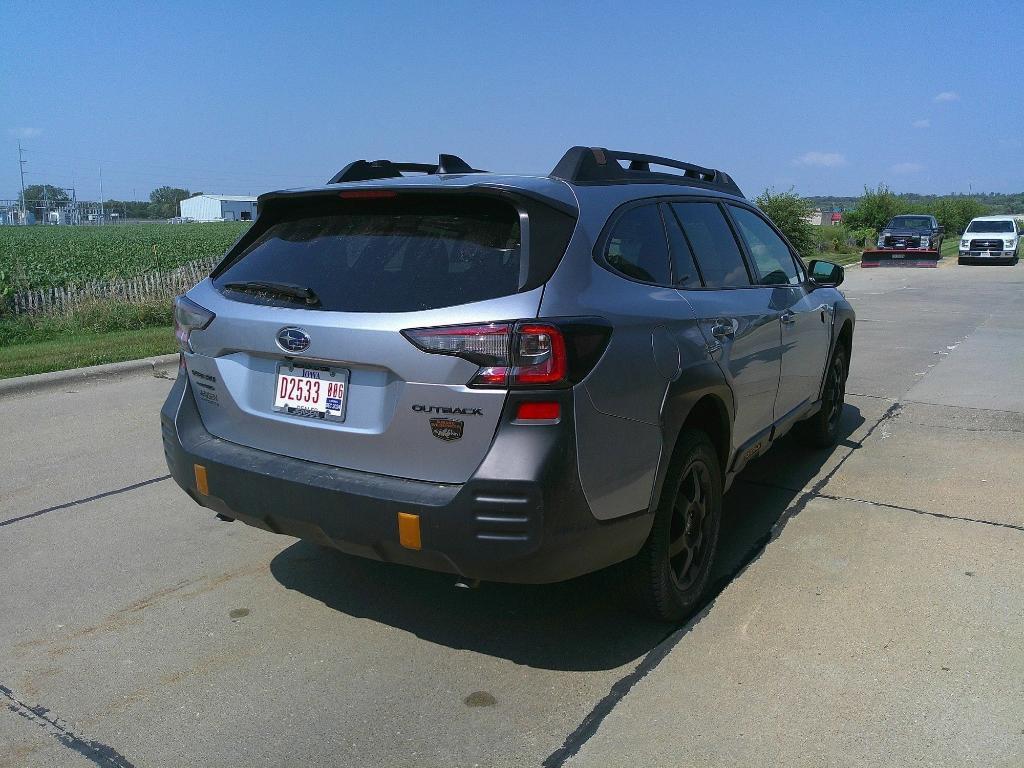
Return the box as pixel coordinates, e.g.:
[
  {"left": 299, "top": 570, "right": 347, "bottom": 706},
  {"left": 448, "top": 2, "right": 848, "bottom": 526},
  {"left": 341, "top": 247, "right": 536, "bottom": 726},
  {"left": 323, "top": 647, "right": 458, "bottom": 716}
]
[
  {"left": 887, "top": 216, "right": 932, "bottom": 230},
  {"left": 966, "top": 219, "right": 1014, "bottom": 233},
  {"left": 214, "top": 196, "right": 523, "bottom": 312}
]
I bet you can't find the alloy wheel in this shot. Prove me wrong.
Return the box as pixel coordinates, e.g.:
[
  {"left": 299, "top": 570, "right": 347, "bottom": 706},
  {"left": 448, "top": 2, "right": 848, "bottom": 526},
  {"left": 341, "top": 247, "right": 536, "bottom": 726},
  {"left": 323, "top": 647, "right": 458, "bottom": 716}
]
[{"left": 668, "top": 460, "right": 714, "bottom": 592}]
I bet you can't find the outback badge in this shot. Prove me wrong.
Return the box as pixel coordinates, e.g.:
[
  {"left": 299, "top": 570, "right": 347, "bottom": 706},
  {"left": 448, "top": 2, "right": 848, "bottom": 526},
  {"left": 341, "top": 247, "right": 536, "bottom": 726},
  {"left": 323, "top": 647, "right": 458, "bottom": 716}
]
[{"left": 430, "top": 417, "right": 464, "bottom": 442}]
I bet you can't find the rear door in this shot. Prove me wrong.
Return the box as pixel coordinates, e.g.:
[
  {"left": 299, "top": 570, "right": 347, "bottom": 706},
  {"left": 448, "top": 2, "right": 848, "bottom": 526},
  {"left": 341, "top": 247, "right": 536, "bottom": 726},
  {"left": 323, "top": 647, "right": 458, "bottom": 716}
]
[
  {"left": 667, "top": 201, "right": 782, "bottom": 452},
  {"left": 726, "top": 204, "right": 831, "bottom": 420},
  {"left": 183, "top": 191, "right": 574, "bottom": 484}
]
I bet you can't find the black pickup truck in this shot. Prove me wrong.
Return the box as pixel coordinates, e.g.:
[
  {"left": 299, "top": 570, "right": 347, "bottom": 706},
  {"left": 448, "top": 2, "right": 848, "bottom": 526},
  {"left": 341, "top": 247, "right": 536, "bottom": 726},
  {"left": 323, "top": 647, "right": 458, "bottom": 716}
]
[
  {"left": 862, "top": 214, "right": 945, "bottom": 267},
  {"left": 875, "top": 215, "right": 944, "bottom": 252}
]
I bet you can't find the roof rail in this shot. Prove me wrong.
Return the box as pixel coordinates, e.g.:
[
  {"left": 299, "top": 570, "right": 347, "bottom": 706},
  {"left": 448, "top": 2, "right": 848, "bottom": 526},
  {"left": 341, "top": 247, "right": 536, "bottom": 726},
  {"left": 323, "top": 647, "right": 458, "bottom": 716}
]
[
  {"left": 328, "top": 153, "right": 484, "bottom": 184},
  {"left": 549, "top": 146, "right": 743, "bottom": 197}
]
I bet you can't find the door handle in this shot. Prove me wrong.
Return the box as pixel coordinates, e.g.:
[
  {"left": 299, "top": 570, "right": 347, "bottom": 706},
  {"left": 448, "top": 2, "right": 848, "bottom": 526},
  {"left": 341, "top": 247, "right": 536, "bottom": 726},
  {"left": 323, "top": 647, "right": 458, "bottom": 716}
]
[{"left": 780, "top": 311, "right": 797, "bottom": 325}]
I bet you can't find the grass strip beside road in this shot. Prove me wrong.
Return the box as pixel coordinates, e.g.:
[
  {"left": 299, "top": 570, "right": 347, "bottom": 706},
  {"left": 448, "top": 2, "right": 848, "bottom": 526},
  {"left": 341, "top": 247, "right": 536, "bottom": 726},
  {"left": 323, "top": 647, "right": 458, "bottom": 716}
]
[{"left": 0, "top": 326, "right": 176, "bottom": 379}]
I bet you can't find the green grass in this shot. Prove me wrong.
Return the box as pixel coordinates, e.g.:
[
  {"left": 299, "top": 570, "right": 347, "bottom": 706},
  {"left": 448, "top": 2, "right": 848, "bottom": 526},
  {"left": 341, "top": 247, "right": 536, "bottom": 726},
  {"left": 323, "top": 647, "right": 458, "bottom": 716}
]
[
  {"left": 0, "top": 221, "right": 249, "bottom": 291},
  {"left": 0, "top": 297, "right": 176, "bottom": 378},
  {"left": 0, "top": 325, "right": 176, "bottom": 379},
  {"left": 940, "top": 238, "right": 959, "bottom": 257},
  {"left": 0, "top": 299, "right": 172, "bottom": 347},
  {"left": 817, "top": 250, "right": 862, "bottom": 266}
]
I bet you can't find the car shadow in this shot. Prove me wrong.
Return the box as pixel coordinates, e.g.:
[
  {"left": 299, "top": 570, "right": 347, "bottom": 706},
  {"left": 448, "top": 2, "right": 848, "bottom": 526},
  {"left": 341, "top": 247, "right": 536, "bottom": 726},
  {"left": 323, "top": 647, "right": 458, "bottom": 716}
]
[{"left": 270, "top": 404, "right": 866, "bottom": 672}]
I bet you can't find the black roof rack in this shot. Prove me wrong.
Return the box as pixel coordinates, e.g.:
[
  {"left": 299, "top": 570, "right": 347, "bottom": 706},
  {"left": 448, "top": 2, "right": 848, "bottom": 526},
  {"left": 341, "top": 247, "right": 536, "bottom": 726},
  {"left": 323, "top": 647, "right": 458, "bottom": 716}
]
[
  {"left": 328, "top": 153, "right": 484, "bottom": 184},
  {"left": 549, "top": 146, "right": 743, "bottom": 197}
]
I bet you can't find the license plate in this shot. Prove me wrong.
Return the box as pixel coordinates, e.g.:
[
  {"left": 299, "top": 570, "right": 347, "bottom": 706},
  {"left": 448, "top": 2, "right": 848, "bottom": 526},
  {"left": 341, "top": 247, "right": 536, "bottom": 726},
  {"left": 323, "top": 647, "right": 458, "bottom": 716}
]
[{"left": 273, "top": 363, "right": 349, "bottom": 421}]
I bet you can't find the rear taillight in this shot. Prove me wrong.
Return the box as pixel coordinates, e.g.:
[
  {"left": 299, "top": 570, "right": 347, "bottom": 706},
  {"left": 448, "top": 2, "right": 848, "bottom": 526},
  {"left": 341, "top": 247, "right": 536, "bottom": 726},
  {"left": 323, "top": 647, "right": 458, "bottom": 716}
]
[
  {"left": 402, "top": 318, "right": 610, "bottom": 389},
  {"left": 173, "top": 295, "right": 215, "bottom": 353}
]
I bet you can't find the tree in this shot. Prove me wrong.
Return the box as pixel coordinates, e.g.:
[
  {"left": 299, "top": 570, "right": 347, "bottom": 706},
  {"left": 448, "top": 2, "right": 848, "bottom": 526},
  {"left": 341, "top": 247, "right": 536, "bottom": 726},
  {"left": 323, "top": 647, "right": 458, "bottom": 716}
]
[
  {"left": 22, "top": 184, "right": 70, "bottom": 204},
  {"left": 149, "top": 186, "right": 194, "bottom": 219},
  {"left": 755, "top": 188, "right": 816, "bottom": 260},
  {"left": 932, "top": 197, "right": 987, "bottom": 237},
  {"left": 842, "top": 185, "right": 902, "bottom": 231}
]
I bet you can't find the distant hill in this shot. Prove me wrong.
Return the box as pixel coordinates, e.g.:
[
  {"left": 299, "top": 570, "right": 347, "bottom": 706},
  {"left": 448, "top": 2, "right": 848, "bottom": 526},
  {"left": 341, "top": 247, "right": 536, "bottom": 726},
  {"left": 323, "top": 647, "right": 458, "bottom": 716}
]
[{"left": 806, "top": 192, "right": 1024, "bottom": 214}]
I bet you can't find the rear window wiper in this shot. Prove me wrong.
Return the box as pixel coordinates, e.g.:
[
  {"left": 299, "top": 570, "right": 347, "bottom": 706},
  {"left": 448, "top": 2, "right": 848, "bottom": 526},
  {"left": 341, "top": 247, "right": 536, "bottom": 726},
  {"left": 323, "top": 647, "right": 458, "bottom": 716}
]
[{"left": 223, "top": 280, "right": 321, "bottom": 306}]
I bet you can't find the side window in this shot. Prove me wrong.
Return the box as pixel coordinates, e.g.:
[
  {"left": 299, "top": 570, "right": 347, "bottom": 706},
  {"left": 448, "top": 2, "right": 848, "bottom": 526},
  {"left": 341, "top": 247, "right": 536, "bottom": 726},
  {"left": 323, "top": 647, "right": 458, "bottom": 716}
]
[
  {"left": 660, "top": 204, "right": 702, "bottom": 287},
  {"left": 604, "top": 204, "right": 671, "bottom": 285},
  {"left": 728, "top": 206, "right": 801, "bottom": 286},
  {"left": 670, "top": 202, "right": 750, "bottom": 288}
]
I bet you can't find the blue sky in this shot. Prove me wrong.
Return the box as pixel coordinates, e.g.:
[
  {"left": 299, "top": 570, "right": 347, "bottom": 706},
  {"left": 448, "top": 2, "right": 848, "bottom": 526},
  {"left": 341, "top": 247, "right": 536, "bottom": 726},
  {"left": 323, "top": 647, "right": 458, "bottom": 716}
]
[{"left": 3, "top": 0, "right": 1020, "bottom": 202}]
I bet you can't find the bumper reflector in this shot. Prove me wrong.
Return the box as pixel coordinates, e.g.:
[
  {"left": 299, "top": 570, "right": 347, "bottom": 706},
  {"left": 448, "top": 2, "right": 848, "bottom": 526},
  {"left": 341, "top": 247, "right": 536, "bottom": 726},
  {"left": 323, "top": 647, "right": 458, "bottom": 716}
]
[
  {"left": 515, "top": 401, "right": 561, "bottom": 422},
  {"left": 398, "top": 512, "right": 422, "bottom": 550},
  {"left": 194, "top": 464, "right": 209, "bottom": 496}
]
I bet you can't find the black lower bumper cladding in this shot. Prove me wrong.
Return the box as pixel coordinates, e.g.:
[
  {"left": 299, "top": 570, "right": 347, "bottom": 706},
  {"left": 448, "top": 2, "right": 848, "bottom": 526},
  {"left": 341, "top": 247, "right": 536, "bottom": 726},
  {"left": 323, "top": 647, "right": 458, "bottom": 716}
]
[{"left": 160, "top": 374, "right": 651, "bottom": 584}]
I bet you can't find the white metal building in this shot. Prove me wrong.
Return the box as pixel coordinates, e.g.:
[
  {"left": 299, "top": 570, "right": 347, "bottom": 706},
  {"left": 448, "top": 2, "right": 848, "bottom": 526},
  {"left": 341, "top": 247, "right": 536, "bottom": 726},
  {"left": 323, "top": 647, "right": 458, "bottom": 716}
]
[{"left": 179, "top": 194, "right": 258, "bottom": 222}]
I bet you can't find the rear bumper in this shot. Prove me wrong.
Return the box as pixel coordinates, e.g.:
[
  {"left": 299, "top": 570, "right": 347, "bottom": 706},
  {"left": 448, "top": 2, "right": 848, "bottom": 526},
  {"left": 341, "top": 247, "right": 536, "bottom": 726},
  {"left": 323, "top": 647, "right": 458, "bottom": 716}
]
[{"left": 160, "top": 373, "right": 651, "bottom": 583}]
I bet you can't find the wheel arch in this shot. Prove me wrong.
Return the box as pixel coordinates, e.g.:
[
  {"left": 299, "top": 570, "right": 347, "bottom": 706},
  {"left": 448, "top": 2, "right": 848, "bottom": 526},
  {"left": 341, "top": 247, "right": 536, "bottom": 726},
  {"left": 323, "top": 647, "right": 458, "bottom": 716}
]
[
  {"left": 837, "top": 318, "right": 853, "bottom": 356},
  {"left": 651, "top": 371, "right": 735, "bottom": 515}
]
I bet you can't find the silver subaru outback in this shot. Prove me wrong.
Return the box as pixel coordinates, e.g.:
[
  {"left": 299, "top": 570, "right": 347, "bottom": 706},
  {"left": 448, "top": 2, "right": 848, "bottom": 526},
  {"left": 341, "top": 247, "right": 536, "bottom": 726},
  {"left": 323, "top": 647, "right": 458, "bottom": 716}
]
[{"left": 161, "top": 147, "right": 854, "bottom": 621}]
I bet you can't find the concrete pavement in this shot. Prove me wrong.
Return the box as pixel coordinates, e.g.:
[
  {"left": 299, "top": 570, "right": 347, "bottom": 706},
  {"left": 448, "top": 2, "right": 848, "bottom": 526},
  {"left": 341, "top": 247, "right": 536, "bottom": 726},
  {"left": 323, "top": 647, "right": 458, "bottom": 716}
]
[
  {"left": 565, "top": 263, "right": 1024, "bottom": 767},
  {"left": 2, "top": 261, "right": 1022, "bottom": 767}
]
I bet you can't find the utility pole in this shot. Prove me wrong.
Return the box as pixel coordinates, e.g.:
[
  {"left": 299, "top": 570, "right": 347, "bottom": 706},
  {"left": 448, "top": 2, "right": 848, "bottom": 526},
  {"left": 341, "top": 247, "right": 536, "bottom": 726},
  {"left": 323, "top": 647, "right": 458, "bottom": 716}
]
[
  {"left": 18, "top": 141, "right": 28, "bottom": 220},
  {"left": 99, "top": 167, "right": 105, "bottom": 225}
]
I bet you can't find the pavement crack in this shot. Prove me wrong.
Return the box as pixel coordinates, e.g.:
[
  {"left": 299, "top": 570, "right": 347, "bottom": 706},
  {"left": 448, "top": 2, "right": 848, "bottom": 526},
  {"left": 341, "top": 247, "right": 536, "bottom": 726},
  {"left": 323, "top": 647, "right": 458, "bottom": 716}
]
[
  {"left": 898, "top": 420, "right": 1024, "bottom": 434},
  {"left": 542, "top": 611, "right": 707, "bottom": 768},
  {"left": 544, "top": 402, "right": 905, "bottom": 766},
  {"left": 739, "top": 479, "right": 1024, "bottom": 535},
  {"left": 1, "top": 683, "right": 136, "bottom": 768},
  {"left": 902, "top": 398, "right": 1024, "bottom": 417},
  {"left": 0, "top": 475, "right": 170, "bottom": 530},
  {"left": 846, "top": 391, "right": 897, "bottom": 401}
]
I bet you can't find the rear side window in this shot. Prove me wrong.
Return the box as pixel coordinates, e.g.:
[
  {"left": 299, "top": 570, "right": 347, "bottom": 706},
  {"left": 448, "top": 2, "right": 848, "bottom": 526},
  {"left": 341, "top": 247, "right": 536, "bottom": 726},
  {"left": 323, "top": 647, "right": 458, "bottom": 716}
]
[
  {"left": 604, "top": 204, "right": 671, "bottom": 284},
  {"left": 214, "top": 196, "right": 523, "bottom": 312},
  {"left": 728, "top": 206, "right": 802, "bottom": 286},
  {"left": 671, "top": 203, "right": 750, "bottom": 288}
]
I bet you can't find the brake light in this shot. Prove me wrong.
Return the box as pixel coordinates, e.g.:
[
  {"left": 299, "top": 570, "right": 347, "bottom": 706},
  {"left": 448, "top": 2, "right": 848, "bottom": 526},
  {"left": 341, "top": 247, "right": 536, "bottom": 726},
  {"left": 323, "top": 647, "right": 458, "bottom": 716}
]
[
  {"left": 513, "top": 324, "right": 568, "bottom": 385},
  {"left": 402, "top": 319, "right": 610, "bottom": 389},
  {"left": 338, "top": 190, "right": 398, "bottom": 199},
  {"left": 173, "top": 296, "right": 215, "bottom": 353}
]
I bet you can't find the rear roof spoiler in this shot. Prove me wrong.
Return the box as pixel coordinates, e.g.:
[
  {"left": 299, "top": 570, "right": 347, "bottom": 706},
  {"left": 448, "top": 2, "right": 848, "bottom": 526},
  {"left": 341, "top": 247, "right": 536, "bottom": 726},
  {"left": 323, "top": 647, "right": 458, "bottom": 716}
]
[
  {"left": 549, "top": 146, "right": 743, "bottom": 197},
  {"left": 328, "top": 154, "right": 485, "bottom": 184}
]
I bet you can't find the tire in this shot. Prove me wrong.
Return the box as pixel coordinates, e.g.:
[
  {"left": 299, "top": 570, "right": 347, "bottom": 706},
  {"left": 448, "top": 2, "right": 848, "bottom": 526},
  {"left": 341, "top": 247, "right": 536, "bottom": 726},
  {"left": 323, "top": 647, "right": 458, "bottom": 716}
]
[
  {"left": 795, "top": 344, "right": 848, "bottom": 449},
  {"left": 627, "top": 429, "right": 722, "bottom": 622},
  {"left": 958, "top": 257, "right": 966, "bottom": 265}
]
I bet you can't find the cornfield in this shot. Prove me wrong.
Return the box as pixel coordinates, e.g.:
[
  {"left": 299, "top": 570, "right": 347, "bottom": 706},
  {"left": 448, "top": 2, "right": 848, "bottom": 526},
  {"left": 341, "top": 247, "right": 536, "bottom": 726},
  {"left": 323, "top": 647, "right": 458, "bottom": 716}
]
[{"left": 0, "top": 222, "right": 250, "bottom": 293}]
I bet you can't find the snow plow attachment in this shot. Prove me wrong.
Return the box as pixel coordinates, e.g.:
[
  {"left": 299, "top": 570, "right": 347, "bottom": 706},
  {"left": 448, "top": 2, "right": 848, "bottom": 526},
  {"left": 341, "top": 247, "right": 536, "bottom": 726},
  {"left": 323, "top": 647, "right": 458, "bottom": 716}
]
[{"left": 861, "top": 249, "right": 941, "bottom": 268}]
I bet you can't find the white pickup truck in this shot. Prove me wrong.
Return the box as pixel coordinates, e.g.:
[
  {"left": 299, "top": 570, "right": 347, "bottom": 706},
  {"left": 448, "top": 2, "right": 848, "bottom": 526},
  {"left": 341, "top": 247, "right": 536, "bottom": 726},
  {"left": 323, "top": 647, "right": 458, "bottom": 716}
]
[{"left": 959, "top": 215, "right": 1020, "bottom": 265}]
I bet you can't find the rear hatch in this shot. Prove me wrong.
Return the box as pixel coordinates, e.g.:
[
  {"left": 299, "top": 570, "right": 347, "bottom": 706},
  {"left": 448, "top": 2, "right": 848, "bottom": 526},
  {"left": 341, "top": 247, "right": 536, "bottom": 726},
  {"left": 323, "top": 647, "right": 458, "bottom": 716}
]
[{"left": 182, "top": 187, "right": 576, "bottom": 484}]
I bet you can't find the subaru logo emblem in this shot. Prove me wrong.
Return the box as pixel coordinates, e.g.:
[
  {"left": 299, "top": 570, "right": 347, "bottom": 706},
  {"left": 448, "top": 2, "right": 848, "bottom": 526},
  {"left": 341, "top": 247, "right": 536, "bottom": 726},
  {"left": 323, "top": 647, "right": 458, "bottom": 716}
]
[{"left": 276, "top": 327, "right": 311, "bottom": 353}]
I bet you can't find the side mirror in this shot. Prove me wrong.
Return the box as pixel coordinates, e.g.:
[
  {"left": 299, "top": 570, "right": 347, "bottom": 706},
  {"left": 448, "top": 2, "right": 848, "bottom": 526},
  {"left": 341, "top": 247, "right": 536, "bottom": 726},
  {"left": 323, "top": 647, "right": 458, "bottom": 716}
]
[{"left": 808, "top": 259, "right": 844, "bottom": 287}]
